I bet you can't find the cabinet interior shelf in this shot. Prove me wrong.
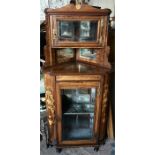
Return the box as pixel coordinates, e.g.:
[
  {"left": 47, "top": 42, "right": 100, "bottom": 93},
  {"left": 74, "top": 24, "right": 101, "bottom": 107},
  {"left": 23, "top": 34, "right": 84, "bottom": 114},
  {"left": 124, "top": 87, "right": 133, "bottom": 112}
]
[{"left": 63, "top": 112, "right": 94, "bottom": 115}]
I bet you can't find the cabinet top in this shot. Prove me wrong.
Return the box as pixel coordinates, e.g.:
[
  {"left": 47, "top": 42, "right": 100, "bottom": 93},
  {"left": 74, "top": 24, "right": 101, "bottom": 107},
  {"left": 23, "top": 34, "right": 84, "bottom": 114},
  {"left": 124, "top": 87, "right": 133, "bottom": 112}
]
[
  {"left": 45, "top": 4, "right": 111, "bottom": 16},
  {"left": 43, "top": 62, "right": 111, "bottom": 76}
]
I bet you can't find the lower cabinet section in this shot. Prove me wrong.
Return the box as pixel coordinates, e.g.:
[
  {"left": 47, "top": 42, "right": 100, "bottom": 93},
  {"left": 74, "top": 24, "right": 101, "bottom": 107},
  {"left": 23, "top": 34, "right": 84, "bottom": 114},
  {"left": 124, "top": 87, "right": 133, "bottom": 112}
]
[{"left": 44, "top": 73, "right": 110, "bottom": 148}]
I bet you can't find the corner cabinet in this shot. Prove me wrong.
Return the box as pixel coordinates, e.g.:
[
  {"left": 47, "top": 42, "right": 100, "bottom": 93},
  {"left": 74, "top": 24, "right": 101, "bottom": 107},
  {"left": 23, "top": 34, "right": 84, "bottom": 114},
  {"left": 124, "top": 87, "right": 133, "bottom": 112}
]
[{"left": 43, "top": 3, "right": 112, "bottom": 152}]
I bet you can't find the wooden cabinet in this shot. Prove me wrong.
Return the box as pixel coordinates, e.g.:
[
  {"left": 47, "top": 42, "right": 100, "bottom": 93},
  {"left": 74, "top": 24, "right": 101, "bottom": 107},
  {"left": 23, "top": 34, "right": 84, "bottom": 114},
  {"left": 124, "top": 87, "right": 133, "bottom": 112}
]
[{"left": 43, "top": 2, "right": 112, "bottom": 151}]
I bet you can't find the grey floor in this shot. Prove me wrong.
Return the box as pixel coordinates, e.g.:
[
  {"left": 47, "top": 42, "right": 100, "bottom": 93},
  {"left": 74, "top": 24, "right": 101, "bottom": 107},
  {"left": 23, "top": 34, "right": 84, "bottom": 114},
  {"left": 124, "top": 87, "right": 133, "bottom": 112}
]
[{"left": 40, "top": 135, "right": 115, "bottom": 155}]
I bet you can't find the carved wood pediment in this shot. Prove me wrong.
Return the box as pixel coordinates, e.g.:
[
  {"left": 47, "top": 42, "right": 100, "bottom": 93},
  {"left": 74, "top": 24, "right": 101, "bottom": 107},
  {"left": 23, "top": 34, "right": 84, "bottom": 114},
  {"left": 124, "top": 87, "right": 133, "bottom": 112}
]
[{"left": 45, "top": 4, "right": 111, "bottom": 16}]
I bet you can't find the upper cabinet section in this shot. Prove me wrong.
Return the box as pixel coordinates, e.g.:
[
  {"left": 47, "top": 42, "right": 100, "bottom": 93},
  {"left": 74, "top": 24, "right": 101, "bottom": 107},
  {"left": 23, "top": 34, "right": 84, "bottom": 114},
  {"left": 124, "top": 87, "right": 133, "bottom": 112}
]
[
  {"left": 45, "top": 4, "right": 111, "bottom": 48},
  {"left": 52, "top": 16, "right": 102, "bottom": 47}
]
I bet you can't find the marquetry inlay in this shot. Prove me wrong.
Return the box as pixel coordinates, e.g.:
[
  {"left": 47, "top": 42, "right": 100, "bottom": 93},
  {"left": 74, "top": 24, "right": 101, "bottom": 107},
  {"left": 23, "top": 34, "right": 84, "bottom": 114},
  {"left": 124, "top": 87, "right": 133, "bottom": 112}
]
[{"left": 45, "top": 88, "right": 55, "bottom": 125}]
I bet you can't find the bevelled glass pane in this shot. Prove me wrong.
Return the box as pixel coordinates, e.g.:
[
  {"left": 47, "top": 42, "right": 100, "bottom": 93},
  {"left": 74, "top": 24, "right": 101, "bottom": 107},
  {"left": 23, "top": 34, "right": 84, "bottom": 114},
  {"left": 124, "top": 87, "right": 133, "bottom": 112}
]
[
  {"left": 58, "top": 21, "right": 98, "bottom": 42},
  {"left": 59, "top": 21, "right": 74, "bottom": 39},
  {"left": 61, "top": 88, "right": 96, "bottom": 140},
  {"left": 79, "top": 21, "right": 97, "bottom": 41},
  {"left": 79, "top": 49, "right": 97, "bottom": 60}
]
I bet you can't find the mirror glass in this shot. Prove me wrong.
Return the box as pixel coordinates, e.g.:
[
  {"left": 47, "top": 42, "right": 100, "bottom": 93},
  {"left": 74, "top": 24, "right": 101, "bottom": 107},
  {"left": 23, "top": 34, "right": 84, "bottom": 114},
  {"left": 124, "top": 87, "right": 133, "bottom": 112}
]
[
  {"left": 79, "top": 49, "right": 97, "bottom": 60},
  {"left": 57, "top": 48, "right": 74, "bottom": 63}
]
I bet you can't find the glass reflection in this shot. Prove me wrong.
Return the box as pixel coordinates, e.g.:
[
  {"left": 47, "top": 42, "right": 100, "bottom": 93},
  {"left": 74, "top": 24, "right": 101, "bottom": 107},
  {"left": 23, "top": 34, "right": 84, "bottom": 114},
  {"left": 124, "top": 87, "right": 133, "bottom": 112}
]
[
  {"left": 58, "top": 21, "right": 98, "bottom": 41},
  {"left": 57, "top": 48, "right": 74, "bottom": 63},
  {"left": 61, "top": 88, "right": 96, "bottom": 140},
  {"left": 59, "top": 21, "right": 74, "bottom": 38},
  {"left": 80, "top": 49, "right": 96, "bottom": 60}
]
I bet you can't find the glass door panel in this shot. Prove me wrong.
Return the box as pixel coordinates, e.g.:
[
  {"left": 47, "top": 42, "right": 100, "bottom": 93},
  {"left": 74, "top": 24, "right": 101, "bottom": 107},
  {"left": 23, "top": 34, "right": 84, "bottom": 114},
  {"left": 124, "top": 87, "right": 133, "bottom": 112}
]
[
  {"left": 58, "top": 21, "right": 98, "bottom": 42},
  {"left": 61, "top": 88, "right": 96, "bottom": 140}
]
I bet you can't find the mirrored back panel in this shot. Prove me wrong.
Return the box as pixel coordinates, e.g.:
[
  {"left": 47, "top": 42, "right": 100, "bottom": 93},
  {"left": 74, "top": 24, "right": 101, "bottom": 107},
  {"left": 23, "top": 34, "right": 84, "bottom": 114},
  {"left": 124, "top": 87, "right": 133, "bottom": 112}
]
[
  {"left": 56, "top": 48, "right": 75, "bottom": 64},
  {"left": 55, "top": 48, "right": 105, "bottom": 67},
  {"left": 79, "top": 49, "right": 97, "bottom": 60},
  {"left": 76, "top": 48, "right": 105, "bottom": 66}
]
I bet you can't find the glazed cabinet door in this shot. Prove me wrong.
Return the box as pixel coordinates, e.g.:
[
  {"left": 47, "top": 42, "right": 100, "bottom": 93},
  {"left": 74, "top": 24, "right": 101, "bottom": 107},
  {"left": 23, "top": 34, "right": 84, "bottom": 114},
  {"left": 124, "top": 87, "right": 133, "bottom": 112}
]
[
  {"left": 51, "top": 15, "right": 104, "bottom": 47},
  {"left": 56, "top": 81, "right": 101, "bottom": 145}
]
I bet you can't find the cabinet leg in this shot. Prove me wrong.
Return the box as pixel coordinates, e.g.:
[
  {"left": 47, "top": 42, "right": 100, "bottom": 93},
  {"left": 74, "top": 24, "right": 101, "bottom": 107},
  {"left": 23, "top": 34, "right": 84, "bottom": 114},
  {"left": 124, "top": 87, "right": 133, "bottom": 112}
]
[
  {"left": 94, "top": 146, "right": 99, "bottom": 152},
  {"left": 46, "top": 143, "right": 50, "bottom": 148},
  {"left": 103, "top": 139, "right": 106, "bottom": 145},
  {"left": 56, "top": 148, "right": 62, "bottom": 153},
  {"left": 40, "top": 134, "right": 43, "bottom": 141},
  {"left": 46, "top": 143, "right": 54, "bottom": 148},
  {"left": 46, "top": 142, "right": 53, "bottom": 149}
]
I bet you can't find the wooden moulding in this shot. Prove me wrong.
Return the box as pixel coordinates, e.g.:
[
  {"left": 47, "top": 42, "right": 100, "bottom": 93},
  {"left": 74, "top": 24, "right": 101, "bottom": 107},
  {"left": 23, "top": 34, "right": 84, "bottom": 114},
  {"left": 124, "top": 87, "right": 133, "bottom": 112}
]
[
  {"left": 56, "top": 75, "right": 101, "bottom": 81},
  {"left": 56, "top": 144, "right": 99, "bottom": 148},
  {"left": 44, "top": 46, "right": 53, "bottom": 66},
  {"left": 76, "top": 48, "right": 111, "bottom": 69},
  {"left": 99, "top": 73, "right": 110, "bottom": 141},
  {"left": 45, "top": 4, "right": 111, "bottom": 16},
  {"left": 103, "top": 46, "right": 111, "bottom": 69},
  {"left": 59, "top": 140, "right": 97, "bottom": 146},
  {"left": 107, "top": 101, "right": 114, "bottom": 139}
]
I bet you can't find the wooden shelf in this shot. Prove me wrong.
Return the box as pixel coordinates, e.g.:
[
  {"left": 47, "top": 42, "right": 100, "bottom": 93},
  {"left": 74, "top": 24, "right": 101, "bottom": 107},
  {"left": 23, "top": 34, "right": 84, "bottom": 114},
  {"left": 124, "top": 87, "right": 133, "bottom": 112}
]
[
  {"left": 63, "top": 113, "right": 94, "bottom": 115},
  {"left": 43, "top": 61, "right": 110, "bottom": 76}
]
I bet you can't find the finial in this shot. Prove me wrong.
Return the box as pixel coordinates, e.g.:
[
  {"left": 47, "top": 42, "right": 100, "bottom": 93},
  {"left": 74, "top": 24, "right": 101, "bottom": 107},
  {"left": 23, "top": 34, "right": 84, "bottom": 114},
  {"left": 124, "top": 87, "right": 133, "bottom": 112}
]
[{"left": 70, "top": 0, "right": 83, "bottom": 10}]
